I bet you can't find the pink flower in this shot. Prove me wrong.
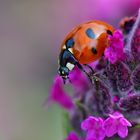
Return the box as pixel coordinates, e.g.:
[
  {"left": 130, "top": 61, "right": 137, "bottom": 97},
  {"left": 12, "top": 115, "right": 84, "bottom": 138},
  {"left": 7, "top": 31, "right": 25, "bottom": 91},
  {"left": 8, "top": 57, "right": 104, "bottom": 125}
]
[
  {"left": 69, "top": 67, "right": 90, "bottom": 93},
  {"left": 46, "top": 75, "right": 74, "bottom": 110},
  {"left": 81, "top": 116, "right": 105, "bottom": 140},
  {"left": 105, "top": 30, "right": 124, "bottom": 64},
  {"left": 65, "top": 132, "right": 80, "bottom": 140},
  {"left": 103, "top": 112, "right": 132, "bottom": 138}
]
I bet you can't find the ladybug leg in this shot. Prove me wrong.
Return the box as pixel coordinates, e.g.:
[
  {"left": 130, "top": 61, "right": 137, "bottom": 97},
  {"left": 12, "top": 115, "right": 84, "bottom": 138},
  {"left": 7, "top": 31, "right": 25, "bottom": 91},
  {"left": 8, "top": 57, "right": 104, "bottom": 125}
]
[
  {"left": 84, "top": 64, "right": 95, "bottom": 74},
  {"left": 76, "top": 62, "right": 100, "bottom": 84},
  {"left": 84, "top": 64, "right": 100, "bottom": 83}
]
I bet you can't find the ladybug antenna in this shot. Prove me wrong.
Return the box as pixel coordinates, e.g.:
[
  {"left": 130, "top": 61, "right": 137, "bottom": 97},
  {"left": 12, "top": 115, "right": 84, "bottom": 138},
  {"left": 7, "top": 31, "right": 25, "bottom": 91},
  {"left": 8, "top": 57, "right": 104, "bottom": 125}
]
[
  {"left": 62, "top": 77, "right": 67, "bottom": 84},
  {"left": 62, "top": 76, "right": 72, "bottom": 84},
  {"left": 84, "top": 64, "right": 95, "bottom": 74}
]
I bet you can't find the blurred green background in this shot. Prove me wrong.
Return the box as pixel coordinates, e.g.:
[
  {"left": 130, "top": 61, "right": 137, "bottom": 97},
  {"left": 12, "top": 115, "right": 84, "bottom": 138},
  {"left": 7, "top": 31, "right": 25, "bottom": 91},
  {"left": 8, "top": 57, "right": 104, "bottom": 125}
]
[{"left": 0, "top": 0, "right": 139, "bottom": 140}]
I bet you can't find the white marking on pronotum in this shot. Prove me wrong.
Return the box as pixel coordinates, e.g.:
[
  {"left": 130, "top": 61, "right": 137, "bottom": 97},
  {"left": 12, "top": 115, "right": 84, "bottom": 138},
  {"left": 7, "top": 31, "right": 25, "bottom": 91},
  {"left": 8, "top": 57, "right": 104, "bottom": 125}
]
[
  {"left": 62, "top": 45, "right": 66, "bottom": 49},
  {"left": 68, "top": 48, "right": 73, "bottom": 54},
  {"left": 66, "top": 62, "right": 75, "bottom": 70}
]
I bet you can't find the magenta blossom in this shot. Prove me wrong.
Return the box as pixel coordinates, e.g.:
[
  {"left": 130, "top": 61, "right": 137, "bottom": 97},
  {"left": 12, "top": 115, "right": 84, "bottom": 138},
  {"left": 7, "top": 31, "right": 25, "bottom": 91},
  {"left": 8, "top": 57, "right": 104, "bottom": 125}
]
[
  {"left": 103, "top": 112, "right": 132, "bottom": 138},
  {"left": 105, "top": 30, "right": 124, "bottom": 64},
  {"left": 46, "top": 75, "right": 74, "bottom": 110},
  {"left": 69, "top": 67, "right": 90, "bottom": 93},
  {"left": 65, "top": 132, "right": 81, "bottom": 140},
  {"left": 81, "top": 116, "right": 105, "bottom": 140}
]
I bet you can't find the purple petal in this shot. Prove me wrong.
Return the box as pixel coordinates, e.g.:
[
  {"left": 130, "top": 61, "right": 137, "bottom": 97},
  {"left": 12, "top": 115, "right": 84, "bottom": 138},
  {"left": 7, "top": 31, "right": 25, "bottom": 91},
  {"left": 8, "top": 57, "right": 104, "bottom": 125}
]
[
  {"left": 86, "top": 131, "right": 95, "bottom": 140},
  {"left": 113, "top": 30, "right": 123, "bottom": 39},
  {"left": 104, "top": 117, "right": 117, "bottom": 137},
  {"left": 118, "top": 124, "right": 128, "bottom": 138},
  {"left": 119, "top": 118, "right": 132, "bottom": 127},
  {"left": 86, "top": 130, "right": 105, "bottom": 140},
  {"left": 94, "top": 119, "right": 106, "bottom": 140},
  {"left": 98, "top": 117, "right": 104, "bottom": 124},
  {"left": 82, "top": 117, "right": 105, "bottom": 140},
  {"left": 48, "top": 75, "right": 74, "bottom": 110},
  {"left": 65, "top": 132, "right": 79, "bottom": 140},
  {"left": 104, "top": 112, "right": 131, "bottom": 138},
  {"left": 109, "top": 112, "right": 123, "bottom": 119},
  {"left": 105, "top": 29, "right": 124, "bottom": 64},
  {"left": 69, "top": 67, "right": 90, "bottom": 93},
  {"left": 81, "top": 116, "right": 98, "bottom": 131}
]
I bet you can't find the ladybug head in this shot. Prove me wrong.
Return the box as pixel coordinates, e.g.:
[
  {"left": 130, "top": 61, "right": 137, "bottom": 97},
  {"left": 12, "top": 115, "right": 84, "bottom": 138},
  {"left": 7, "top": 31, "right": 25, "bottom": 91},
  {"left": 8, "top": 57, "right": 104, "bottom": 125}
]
[
  {"left": 58, "top": 49, "right": 76, "bottom": 83},
  {"left": 58, "top": 66, "right": 69, "bottom": 80}
]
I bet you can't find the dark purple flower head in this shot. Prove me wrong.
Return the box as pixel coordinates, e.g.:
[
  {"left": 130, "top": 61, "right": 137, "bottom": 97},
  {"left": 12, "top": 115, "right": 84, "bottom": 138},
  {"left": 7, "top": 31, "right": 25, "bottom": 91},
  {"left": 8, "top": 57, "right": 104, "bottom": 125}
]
[
  {"left": 119, "top": 93, "right": 140, "bottom": 112},
  {"left": 104, "top": 112, "right": 132, "bottom": 138},
  {"left": 131, "top": 64, "right": 140, "bottom": 91},
  {"left": 69, "top": 106, "right": 87, "bottom": 133},
  {"left": 47, "top": 75, "right": 74, "bottom": 110},
  {"left": 120, "top": 16, "right": 136, "bottom": 34},
  {"left": 81, "top": 116, "right": 105, "bottom": 140},
  {"left": 131, "top": 23, "right": 140, "bottom": 63},
  {"left": 104, "top": 30, "right": 124, "bottom": 64},
  {"left": 116, "top": 62, "right": 132, "bottom": 92},
  {"left": 84, "top": 80, "right": 113, "bottom": 116}
]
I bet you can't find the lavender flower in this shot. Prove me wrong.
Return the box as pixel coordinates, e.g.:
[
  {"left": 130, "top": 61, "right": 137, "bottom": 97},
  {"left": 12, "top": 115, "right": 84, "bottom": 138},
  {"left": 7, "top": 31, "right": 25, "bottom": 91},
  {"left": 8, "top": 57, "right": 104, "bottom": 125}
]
[
  {"left": 119, "top": 93, "right": 140, "bottom": 112},
  {"left": 104, "top": 112, "right": 132, "bottom": 138},
  {"left": 69, "top": 67, "right": 90, "bottom": 94},
  {"left": 81, "top": 116, "right": 105, "bottom": 140},
  {"left": 104, "top": 30, "right": 124, "bottom": 64},
  {"left": 65, "top": 132, "right": 80, "bottom": 140},
  {"left": 47, "top": 75, "right": 74, "bottom": 110}
]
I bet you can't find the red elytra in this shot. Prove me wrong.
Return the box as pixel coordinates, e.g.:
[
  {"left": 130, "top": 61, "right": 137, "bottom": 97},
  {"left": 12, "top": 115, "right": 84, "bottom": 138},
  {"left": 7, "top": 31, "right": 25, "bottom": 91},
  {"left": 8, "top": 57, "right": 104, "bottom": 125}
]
[{"left": 61, "top": 20, "right": 115, "bottom": 64}]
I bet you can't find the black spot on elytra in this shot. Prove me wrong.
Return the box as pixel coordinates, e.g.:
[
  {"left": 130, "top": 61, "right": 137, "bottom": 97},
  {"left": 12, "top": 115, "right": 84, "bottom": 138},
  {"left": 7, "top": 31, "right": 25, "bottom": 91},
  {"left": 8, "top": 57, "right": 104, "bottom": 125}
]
[
  {"left": 91, "top": 47, "right": 97, "bottom": 54},
  {"left": 86, "top": 28, "right": 95, "bottom": 39},
  {"left": 66, "top": 38, "right": 74, "bottom": 48},
  {"left": 107, "top": 30, "right": 113, "bottom": 35}
]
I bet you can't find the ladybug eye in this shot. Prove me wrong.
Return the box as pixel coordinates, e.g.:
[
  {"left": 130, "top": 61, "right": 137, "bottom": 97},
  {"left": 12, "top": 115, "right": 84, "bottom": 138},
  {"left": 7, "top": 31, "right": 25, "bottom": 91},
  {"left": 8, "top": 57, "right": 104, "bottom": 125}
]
[
  {"left": 66, "top": 38, "right": 74, "bottom": 48},
  {"left": 92, "top": 47, "right": 97, "bottom": 54}
]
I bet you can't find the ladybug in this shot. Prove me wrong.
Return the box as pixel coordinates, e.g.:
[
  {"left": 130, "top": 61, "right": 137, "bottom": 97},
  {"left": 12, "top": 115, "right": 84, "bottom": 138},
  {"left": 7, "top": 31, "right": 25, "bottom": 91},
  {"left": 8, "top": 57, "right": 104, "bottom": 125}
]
[{"left": 58, "top": 20, "right": 115, "bottom": 81}]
